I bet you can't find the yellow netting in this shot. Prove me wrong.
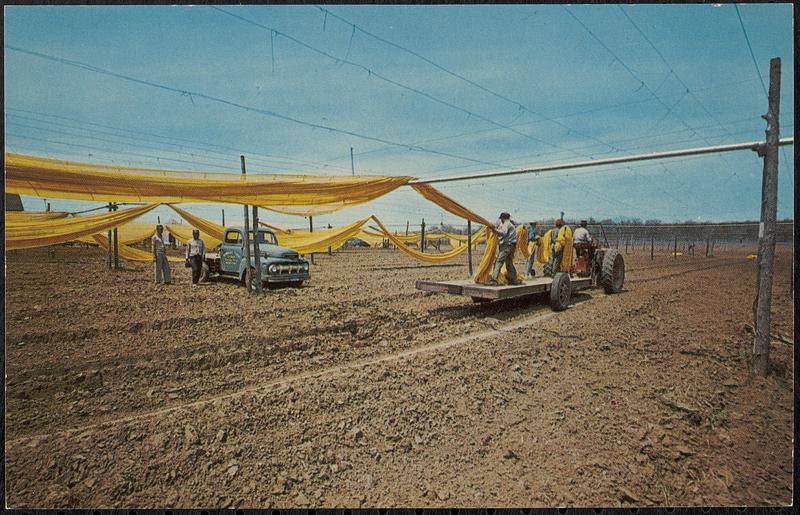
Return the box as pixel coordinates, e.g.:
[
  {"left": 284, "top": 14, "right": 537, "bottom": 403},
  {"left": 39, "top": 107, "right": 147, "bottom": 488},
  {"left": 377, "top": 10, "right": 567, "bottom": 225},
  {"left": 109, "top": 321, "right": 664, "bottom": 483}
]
[
  {"left": 5, "top": 153, "right": 413, "bottom": 213},
  {"left": 6, "top": 203, "right": 160, "bottom": 250},
  {"left": 278, "top": 217, "right": 372, "bottom": 254},
  {"left": 537, "top": 226, "right": 574, "bottom": 272},
  {"left": 164, "top": 223, "right": 223, "bottom": 249},
  {"left": 5, "top": 211, "right": 71, "bottom": 224},
  {"left": 91, "top": 234, "right": 183, "bottom": 263},
  {"left": 369, "top": 217, "right": 487, "bottom": 264},
  {"left": 77, "top": 222, "right": 156, "bottom": 245}
]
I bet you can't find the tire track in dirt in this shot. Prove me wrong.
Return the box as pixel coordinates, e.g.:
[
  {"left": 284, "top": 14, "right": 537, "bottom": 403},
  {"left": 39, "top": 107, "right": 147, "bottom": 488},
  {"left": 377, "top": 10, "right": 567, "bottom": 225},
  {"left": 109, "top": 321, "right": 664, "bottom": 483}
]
[{"left": 6, "top": 293, "right": 609, "bottom": 447}]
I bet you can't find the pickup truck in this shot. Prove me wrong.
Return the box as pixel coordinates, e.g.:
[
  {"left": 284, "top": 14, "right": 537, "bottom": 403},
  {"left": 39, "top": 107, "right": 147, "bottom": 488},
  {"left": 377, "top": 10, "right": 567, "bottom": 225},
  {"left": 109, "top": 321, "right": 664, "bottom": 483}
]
[{"left": 200, "top": 226, "right": 310, "bottom": 287}]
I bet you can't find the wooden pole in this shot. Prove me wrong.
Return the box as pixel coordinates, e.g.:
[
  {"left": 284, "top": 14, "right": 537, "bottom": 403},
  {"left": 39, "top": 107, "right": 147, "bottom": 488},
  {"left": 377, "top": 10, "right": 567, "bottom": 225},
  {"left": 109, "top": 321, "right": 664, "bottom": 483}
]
[
  {"left": 420, "top": 219, "right": 426, "bottom": 253},
  {"left": 222, "top": 209, "right": 225, "bottom": 227},
  {"left": 467, "top": 220, "right": 473, "bottom": 276},
  {"left": 328, "top": 223, "right": 333, "bottom": 255},
  {"left": 240, "top": 155, "right": 253, "bottom": 293},
  {"left": 112, "top": 203, "right": 119, "bottom": 270},
  {"left": 625, "top": 237, "right": 629, "bottom": 255},
  {"left": 753, "top": 57, "right": 781, "bottom": 377},
  {"left": 252, "top": 204, "right": 262, "bottom": 293},
  {"left": 309, "top": 216, "right": 314, "bottom": 265},
  {"left": 705, "top": 238, "right": 710, "bottom": 257},
  {"left": 405, "top": 221, "right": 409, "bottom": 238},
  {"left": 673, "top": 235, "right": 677, "bottom": 258},
  {"left": 106, "top": 202, "right": 113, "bottom": 269},
  {"left": 350, "top": 147, "right": 355, "bottom": 176},
  {"left": 650, "top": 235, "right": 654, "bottom": 261}
]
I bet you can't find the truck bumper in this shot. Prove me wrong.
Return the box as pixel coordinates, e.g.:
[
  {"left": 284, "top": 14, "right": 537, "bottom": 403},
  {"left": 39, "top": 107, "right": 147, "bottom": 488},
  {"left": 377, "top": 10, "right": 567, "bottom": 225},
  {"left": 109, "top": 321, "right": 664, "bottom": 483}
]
[{"left": 264, "top": 273, "right": 310, "bottom": 283}]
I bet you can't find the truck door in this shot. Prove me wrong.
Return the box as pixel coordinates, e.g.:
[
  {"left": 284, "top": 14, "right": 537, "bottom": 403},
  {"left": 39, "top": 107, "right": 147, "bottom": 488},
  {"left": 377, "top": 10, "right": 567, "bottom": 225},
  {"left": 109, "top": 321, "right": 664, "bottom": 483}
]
[{"left": 220, "top": 229, "right": 243, "bottom": 273}]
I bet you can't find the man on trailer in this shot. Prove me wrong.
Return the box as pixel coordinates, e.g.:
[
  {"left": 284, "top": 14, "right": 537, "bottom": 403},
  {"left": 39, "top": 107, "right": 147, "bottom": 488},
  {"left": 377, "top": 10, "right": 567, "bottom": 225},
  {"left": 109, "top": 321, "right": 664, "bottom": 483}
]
[
  {"left": 488, "top": 212, "right": 519, "bottom": 286},
  {"left": 525, "top": 221, "right": 540, "bottom": 278},
  {"left": 543, "top": 218, "right": 573, "bottom": 277}
]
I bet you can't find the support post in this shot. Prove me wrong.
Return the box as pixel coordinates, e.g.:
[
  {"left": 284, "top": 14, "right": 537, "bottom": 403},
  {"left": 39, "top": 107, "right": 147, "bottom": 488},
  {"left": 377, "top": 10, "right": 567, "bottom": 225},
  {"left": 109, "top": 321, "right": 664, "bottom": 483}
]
[
  {"left": 106, "top": 202, "right": 113, "bottom": 269},
  {"left": 252, "top": 204, "right": 262, "bottom": 293},
  {"left": 467, "top": 220, "right": 473, "bottom": 276},
  {"left": 650, "top": 235, "right": 654, "bottom": 261},
  {"left": 240, "top": 155, "right": 253, "bottom": 293},
  {"left": 673, "top": 235, "right": 677, "bottom": 258},
  {"left": 705, "top": 238, "right": 710, "bottom": 257},
  {"left": 309, "top": 216, "right": 314, "bottom": 265},
  {"left": 328, "top": 223, "right": 333, "bottom": 255},
  {"left": 420, "top": 219, "right": 426, "bottom": 253},
  {"left": 752, "top": 57, "right": 781, "bottom": 377},
  {"left": 405, "top": 221, "right": 409, "bottom": 238},
  {"left": 350, "top": 147, "right": 355, "bottom": 176},
  {"left": 222, "top": 209, "right": 225, "bottom": 227},
  {"left": 625, "top": 237, "right": 629, "bottom": 255},
  {"left": 112, "top": 203, "right": 119, "bottom": 270}
]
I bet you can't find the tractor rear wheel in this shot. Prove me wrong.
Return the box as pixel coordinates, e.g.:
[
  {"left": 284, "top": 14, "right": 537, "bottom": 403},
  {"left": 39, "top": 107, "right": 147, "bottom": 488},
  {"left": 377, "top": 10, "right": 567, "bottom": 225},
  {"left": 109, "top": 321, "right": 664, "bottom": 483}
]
[
  {"left": 550, "top": 272, "right": 571, "bottom": 311},
  {"left": 600, "top": 249, "right": 625, "bottom": 294}
]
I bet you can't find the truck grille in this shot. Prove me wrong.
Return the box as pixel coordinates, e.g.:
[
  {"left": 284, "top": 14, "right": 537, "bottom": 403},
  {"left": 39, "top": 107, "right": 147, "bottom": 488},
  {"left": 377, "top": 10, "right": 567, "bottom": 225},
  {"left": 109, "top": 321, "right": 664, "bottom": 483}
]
[{"left": 273, "top": 264, "right": 304, "bottom": 274}]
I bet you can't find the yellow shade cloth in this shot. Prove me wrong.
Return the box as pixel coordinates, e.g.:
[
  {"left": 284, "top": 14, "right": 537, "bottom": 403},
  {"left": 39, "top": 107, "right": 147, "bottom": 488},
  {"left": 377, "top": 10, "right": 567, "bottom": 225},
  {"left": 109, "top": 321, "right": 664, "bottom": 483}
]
[
  {"left": 167, "top": 205, "right": 226, "bottom": 242},
  {"left": 77, "top": 222, "right": 156, "bottom": 245},
  {"left": 277, "top": 217, "right": 372, "bottom": 254},
  {"left": 6, "top": 203, "right": 159, "bottom": 250},
  {"left": 537, "top": 226, "right": 574, "bottom": 272},
  {"left": 5, "top": 211, "right": 71, "bottom": 224},
  {"left": 91, "top": 234, "right": 183, "bottom": 263},
  {"left": 164, "top": 224, "right": 223, "bottom": 250},
  {"left": 5, "top": 153, "right": 413, "bottom": 213},
  {"left": 369, "top": 216, "right": 487, "bottom": 264}
]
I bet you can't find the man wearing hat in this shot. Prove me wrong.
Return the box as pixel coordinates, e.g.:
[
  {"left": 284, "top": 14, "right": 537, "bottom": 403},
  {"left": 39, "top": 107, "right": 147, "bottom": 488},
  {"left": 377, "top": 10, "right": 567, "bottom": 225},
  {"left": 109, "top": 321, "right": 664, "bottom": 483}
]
[
  {"left": 573, "top": 220, "right": 592, "bottom": 245},
  {"left": 152, "top": 224, "right": 172, "bottom": 285},
  {"left": 185, "top": 229, "right": 207, "bottom": 286},
  {"left": 525, "top": 221, "right": 540, "bottom": 278},
  {"left": 488, "top": 212, "right": 519, "bottom": 286}
]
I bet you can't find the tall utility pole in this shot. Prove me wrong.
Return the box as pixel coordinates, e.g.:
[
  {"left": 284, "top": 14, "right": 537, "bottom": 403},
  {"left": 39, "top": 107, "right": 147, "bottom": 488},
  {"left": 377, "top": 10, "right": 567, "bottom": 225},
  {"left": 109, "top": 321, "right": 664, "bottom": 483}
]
[
  {"left": 106, "top": 202, "right": 113, "bottom": 269},
  {"left": 112, "top": 203, "right": 119, "bottom": 270},
  {"left": 752, "top": 57, "right": 781, "bottom": 377},
  {"left": 222, "top": 209, "right": 225, "bottom": 227},
  {"left": 467, "top": 220, "right": 473, "bottom": 276},
  {"left": 251, "top": 203, "right": 262, "bottom": 293},
  {"left": 420, "top": 218, "right": 426, "bottom": 253},
  {"left": 309, "top": 216, "right": 314, "bottom": 265},
  {"left": 240, "top": 155, "right": 253, "bottom": 293},
  {"left": 350, "top": 147, "right": 355, "bottom": 176}
]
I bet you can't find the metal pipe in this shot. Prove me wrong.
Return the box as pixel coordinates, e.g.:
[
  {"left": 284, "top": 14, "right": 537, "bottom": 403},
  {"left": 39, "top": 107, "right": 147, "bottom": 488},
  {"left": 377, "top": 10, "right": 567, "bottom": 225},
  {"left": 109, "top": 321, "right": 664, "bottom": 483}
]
[{"left": 410, "top": 137, "right": 794, "bottom": 185}]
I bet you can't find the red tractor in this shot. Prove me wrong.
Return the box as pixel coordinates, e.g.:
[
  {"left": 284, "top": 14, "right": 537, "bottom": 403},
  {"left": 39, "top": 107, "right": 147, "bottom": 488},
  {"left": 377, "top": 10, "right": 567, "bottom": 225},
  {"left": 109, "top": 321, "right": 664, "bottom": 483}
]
[{"left": 571, "top": 239, "right": 625, "bottom": 294}]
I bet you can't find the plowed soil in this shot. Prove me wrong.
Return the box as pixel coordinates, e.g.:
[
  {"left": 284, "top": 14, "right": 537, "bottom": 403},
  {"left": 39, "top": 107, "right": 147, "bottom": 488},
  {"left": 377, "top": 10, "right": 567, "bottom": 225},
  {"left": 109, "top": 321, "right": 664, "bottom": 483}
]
[{"left": 4, "top": 245, "right": 794, "bottom": 508}]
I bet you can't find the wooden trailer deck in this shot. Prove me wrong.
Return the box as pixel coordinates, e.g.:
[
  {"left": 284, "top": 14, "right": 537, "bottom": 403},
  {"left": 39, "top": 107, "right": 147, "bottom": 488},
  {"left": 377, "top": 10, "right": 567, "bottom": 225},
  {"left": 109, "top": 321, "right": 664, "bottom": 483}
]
[{"left": 416, "top": 275, "right": 592, "bottom": 301}]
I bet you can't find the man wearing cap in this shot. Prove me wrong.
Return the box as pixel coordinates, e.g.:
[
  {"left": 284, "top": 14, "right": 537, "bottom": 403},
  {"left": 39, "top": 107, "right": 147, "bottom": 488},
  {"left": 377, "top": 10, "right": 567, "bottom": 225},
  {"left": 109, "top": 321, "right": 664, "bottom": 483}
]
[
  {"left": 186, "top": 229, "right": 206, "bottom": 287},
  {"left": 573, "top": 220, "right": 592, "bottom": 245},
  {"left": 543, "top": 218, "right": 573, "bottom": 277},
  {"left": 152, "top": 224, "right": 172, "bottom": 285},
  {"left": 488, "top": 212, "right": 519, "bottom": 286},
  {"left": 525, "top": 221, "right": 540, "bottom": 278}
]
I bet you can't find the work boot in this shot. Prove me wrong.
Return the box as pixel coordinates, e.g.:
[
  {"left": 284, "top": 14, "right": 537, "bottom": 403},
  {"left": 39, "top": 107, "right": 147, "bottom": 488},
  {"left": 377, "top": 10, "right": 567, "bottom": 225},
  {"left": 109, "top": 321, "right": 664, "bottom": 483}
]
[{"left": 487, "top": 279, "right": 499, "bottom": 286}]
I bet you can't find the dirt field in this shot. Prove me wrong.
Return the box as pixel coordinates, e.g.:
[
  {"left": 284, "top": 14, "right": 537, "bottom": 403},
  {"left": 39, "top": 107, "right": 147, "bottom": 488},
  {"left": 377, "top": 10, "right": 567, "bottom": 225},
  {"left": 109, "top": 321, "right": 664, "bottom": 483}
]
[{"left": 4, "top": 244, "right": 794, "bottom": 508}]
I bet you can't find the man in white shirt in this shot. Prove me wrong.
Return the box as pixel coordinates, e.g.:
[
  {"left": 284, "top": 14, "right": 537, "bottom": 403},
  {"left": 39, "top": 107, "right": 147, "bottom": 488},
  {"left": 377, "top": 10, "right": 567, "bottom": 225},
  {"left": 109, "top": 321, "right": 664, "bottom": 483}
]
[
  {"left": 186, "top": 229, "right": 206, "bottom": 286},
  {"left": 488, "top": 212, "right": 519, "bottom": 286},
  {"left": 152, "top": 224, "right": 172, "bottom": 285},
  {"left": 573, "top": 220, "right": 592, "bottom": 245}
]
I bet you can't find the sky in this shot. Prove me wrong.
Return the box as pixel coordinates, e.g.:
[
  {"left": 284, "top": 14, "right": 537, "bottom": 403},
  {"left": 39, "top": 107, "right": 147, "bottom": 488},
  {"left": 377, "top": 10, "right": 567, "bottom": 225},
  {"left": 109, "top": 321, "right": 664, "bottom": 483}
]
[{"left": 4, "top": 3, "right": 795, "bottom": 230}]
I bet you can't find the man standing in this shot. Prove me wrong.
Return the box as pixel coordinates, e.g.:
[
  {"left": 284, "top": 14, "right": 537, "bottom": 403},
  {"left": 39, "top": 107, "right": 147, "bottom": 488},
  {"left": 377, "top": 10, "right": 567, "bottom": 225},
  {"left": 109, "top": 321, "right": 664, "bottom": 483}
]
[
  {"left": 152, "top": 224, "right": 172, "bottom": 285},
  {"left": 525, "top": 221, "right": 539, "bottom": 278},
  {"left": 543, "top": 218, "right": 573, "bottom": 277},
  {"left": 186, "top": 229, "right": 206, "bottom": 286},
  {"left": 573, "top": 220, "right": 592, "bottom": 245},
  {"left": 488, "top": 212, "right": 519, "bottom": 286}
]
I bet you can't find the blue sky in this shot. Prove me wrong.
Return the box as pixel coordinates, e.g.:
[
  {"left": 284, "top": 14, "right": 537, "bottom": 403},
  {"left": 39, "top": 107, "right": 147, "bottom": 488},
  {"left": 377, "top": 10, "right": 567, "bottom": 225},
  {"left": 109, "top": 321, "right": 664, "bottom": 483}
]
[{"left": 4, "top": 3, "right": 794, "bottom": 229}]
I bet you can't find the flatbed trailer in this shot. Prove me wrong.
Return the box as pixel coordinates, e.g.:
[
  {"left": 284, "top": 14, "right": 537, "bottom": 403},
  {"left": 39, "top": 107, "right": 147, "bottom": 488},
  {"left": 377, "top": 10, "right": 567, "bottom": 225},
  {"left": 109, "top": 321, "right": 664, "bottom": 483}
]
[{"left": 416, "top": 273, "right": 592, "bottom": 311}]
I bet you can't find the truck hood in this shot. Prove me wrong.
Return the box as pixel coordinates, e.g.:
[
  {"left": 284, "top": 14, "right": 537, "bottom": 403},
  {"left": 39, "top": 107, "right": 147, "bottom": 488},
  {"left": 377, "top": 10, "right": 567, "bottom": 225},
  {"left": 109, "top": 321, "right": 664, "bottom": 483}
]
[{"left": 259, "top": 244, "right": 300, "bottom": 260}]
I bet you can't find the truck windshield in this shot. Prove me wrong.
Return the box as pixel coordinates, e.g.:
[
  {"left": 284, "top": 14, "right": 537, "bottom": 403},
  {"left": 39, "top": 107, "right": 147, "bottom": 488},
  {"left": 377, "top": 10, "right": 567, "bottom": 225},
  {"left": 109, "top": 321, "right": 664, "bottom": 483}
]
[{"left": 225, "top": 230, "right": 277, "bottom": 246}]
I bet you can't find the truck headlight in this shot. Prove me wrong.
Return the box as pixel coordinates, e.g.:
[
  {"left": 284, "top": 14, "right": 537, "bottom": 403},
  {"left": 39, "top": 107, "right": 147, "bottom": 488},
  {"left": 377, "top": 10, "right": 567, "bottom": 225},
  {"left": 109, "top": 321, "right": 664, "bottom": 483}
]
[
  {"left": 268, "top": 264, "right": 277, "bottom": 273},
  {"left": 302, "top": 262, "right": 309, "bottom": 271}
]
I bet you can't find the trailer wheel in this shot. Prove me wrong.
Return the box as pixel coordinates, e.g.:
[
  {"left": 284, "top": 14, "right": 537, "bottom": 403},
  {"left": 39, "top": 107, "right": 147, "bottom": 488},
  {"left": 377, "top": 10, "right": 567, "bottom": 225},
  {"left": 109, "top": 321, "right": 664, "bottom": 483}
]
[
  {"left": 550, "top": 272, "right": 571, "bottom": 311},
  {"left": 199, "top": 262, "right": 211, "bottom": 283},
  {"left": 600, "top": 249, "right": 625, "bottom": 294}
]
